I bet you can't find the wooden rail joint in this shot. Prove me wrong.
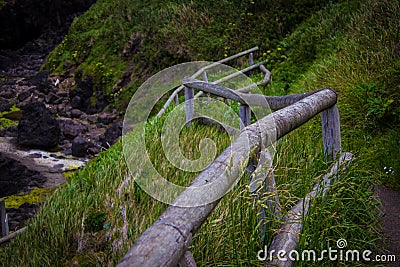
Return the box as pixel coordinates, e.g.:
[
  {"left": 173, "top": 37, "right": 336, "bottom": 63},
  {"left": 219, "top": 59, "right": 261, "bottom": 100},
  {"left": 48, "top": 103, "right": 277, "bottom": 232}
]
[{"left": 118, "top": 86, "right": 341, "bottom": 267}]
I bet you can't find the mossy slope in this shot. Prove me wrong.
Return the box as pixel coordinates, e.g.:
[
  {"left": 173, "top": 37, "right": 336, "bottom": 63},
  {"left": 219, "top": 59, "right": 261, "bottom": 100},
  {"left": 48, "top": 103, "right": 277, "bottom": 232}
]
[{"left": 1, "top": 0, "right": 399, "bottom": 266}]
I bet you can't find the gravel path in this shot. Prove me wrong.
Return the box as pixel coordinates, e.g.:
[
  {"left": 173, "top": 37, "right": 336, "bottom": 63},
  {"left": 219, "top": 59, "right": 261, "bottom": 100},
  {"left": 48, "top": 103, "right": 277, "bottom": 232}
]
[{"left": 375, "top": 185, "right": 400, "bottom": 266}]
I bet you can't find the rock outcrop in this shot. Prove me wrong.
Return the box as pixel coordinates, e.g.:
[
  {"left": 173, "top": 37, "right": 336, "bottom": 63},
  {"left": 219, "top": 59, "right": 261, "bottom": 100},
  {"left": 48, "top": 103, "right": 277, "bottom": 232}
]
[
  {"left": 0, "top": 0, "right": 96, "bottom": 50},
  {"left": 0, "top": 152, "right": 46, "bottom": 198},
  {"left": 71, "top": 135, "right": 88, "bottom": 157},
  {"left": 17, "top": 103, "right": 60, "bottom": 149},
  {"left": 6, "top": 203, "right": 41, "bottom": 231}
]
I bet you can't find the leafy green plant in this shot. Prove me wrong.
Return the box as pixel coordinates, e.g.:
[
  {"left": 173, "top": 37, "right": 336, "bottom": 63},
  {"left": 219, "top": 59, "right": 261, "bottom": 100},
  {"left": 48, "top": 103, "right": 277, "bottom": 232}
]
[
  {"left": 2, "top": 0, "right": 399, "bottom": 265},
  {"left": 353, "top": 83, "right": 394, "bottom": 126},
  {"left": 84, "top": 211, "right": 107, "bottom": 232}
]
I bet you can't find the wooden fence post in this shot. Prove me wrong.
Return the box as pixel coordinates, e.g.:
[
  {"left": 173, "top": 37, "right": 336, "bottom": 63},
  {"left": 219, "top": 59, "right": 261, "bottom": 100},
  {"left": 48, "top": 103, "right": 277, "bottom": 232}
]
[
  {"left": 201, "top": 71, "right": 211, "bottom": 125},
  {"left": 117, "top": 89, "right": 338, "bottom": 267},
  {"left": 184, "top": 86, "right": 194, "bottom": 127},
  {"left": 321, "top": 105, "right": 341, "bottom": 161},
  {"left": 239, "top": 104, "right": 251, "bottom": 129},
  {"left": 250, "top": 149, "right": 281, "bottom": 245},
  {"left": 174, "top": 93, "right": 179, "bottom": 105},
  {"left": 1, "top": 199, "right": 8, "bottom": 237},
  {"left": 249, "top": 52, "right": 254, "bottom": 66}
]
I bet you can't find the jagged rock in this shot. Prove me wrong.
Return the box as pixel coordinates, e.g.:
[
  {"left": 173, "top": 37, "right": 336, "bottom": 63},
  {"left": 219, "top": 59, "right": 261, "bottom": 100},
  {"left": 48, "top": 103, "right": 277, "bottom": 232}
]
[
  {"left": 31, "top": 70, "right": 53, "bottom": 94},
  {"left": 0, "top": 97, "right": 12, "bottom": 112},
  {"left": 45, "top": 92, "right": 62, "bottom": 104},
  {"left": 17, "top": 89, "right": 32, "bottom": 102},
  {"left": 87, "top": 146, "right": 100, "bottom": 156},
  {"left": 0, "top": 86, "right": 15, "bottom": 99},
  {"left": 0, "top": 125, "right": 18, "bottom": 137},
  {"left": 72, "top": 135, "right": 87, "bottom": 157},
  {"left": 87, "top": 114, "right": 98, "bottom": 123},
  {"left": 17, "top": 102, "right": 60, "bottom": 149},
  {"left": 0, "top": 152, "right": 46, "bottom": 197},
  {"left": 70, "top": 71, "right": 108, "bottom": 114},
  {"left": 58, "top": 118, "right": 88, "bottom": 140},
  {"left": 70, "top": 109, "right": 83, "bottom": 118},
  {"left": 6, "top": 203, "right": 41, "bottom": 231},
  {"left": 70, "top": 95, "right": 81, "bottom": 109},
  {"left": 101, "top": 122, "right": 122, "bottom": 148},
  {"left": 98, "top": 113, "right": 115, "bottom": 125}
]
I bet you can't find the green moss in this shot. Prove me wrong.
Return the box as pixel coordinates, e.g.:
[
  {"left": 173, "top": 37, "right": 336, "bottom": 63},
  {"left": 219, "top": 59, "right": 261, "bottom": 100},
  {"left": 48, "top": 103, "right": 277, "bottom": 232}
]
[
  {"left": 0, "top": 104, "right": 21, "bottom": 127},
  {"left": 2, "top": 0, "right": 398, "bottom": 265},
  {"left": 0, "top": 118, "right": 17, "bottom": 129},
  {"left": 43, "top": 0, "right": 335, "bottom": 112},
  {"left": 63, "top": 171, "right": 75, "bottom": 181},
  {"left": 4, "top": 187, "right": 56, "bottom": 209}
]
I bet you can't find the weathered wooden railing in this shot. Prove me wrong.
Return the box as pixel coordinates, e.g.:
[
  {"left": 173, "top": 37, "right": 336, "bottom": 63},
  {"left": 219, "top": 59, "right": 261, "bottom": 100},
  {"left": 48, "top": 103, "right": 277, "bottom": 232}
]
[
  {"left": 0, "top": 199, "right": 8, "bottom": 238},
  {"left": 0, "top": 199, "right": 29, "bottom": 245},
  {"left": 156, "top": 46, "right": 271, "bottom": 119},
  {"left": 183, "top": 78, "right": 341, "bottom": 161},
  {"left": 118, "top": 78, "right": 344, "bottom": 266}
]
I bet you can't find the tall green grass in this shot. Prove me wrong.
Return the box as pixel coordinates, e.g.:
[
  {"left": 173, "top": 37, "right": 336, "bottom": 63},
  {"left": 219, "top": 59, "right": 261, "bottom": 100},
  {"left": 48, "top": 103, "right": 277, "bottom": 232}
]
[{"left": 1, "top": 0, "right": 397, "bottom": 266}]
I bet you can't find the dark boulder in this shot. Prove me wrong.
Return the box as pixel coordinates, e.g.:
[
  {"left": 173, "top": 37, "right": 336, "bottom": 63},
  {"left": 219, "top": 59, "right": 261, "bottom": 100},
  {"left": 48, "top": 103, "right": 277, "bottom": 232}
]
[
  {"left": 71, "top": 135, "right": 87, "bottom": 157},
  {"left": 17, "top": 102, "right": 60, "bottom": 149},
  {"left": 101, "top": 122, "right": 122, "bottom": 148},
  {"left": 70, "top": 109, "right": 83, "bottom": 118},
  {"left": 0, "top": 153, "right": 46, "bottom": 197},
  {"left": 31, "top": 70, "right": 53, "bottom": 94},
  {"left": 45, "top": 92, "right": 62, "bottom": 104},
  {"left": 98, "top": 113, "right": 116, "bottom": 125},
  {"left": 0, "top": 125, "right": 18, "bottom": 137},
  {"left": 70, "top": 71, "right": 108, "bottom": 114},
  {"left": 58, "top": 118, "right": 88, "bottom": 140},
  {"left": 6, "top": 203, "right": 41, "bottom": 231},
  {"left": 70, "top": 96, "right": 81, "bottom": 109},
  {"left": 17, "top": 89, "right": 33, "bottom": 102},
  {"left": 0, "top": 97, "right": 12, "bottom": 112}
]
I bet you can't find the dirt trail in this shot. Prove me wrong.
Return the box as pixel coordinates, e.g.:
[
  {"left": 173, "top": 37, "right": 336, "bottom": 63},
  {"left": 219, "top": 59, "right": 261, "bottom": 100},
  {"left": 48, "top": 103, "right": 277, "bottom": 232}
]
[{"left": 375, "top": 185, "right": 400, "bottom": 266}]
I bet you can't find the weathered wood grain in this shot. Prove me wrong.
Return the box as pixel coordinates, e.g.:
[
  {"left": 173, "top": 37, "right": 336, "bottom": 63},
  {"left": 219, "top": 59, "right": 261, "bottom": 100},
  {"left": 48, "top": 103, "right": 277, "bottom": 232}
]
[
  {"left": 156, "top": 47, "right": 259, "bottom": 118},
  {"left": 0, "top": 226, "right": 26, "bottom": 245},
  {"left": 0, "top": 200, "right": 7, "bottom": 237},
  {"left": 321, "top": 105, "right": 341, "bottom": 161},
  {"left": 118, "top": 89, "right": 337, "bottom": 267},
  {"left": 178, "top": 251, "right": 197, "bottom": 267},
  {"left": 184, "top": 78, "right": 334, "bottom": 111},
  {"left": 239, "top": 104, "right": 251, "bottom": 129},
  {"left": 194, "top": 61, "right": 266, "bottom": 98},
  {"left": 236, "top": 64, "right": 271, "bottom": 93},
  {"left": 184, "top": 86, "right": 194, "bottom": 126},
  {"left": 250, "top": 148, "right": 281, "bottom": 243},
  {"left": 265, "top": 152, "right": 353, "bottom": 267}
]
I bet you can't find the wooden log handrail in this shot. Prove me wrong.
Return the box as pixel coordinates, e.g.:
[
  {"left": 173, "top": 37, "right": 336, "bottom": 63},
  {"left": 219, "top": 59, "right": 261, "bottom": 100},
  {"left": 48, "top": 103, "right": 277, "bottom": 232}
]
[
  {"left": 117, "top": 88, "right": 338, "bottom": 267},
  {"left": 265, "top": 152, "right": 353, "bottom": 267},
  {"left": 236, "top": 64, "right": 271, "bottom": 93},
  {"left": 193, "top": 61, "right": 266, "bottom": 98},
  {"left": 156, "top": 47, "right": 260, "bottom": 118},
  {"left": 0, "top": 226, "right": 26, "bottom": 245},
  {"left": 183, "top": 78, "right": 331, "bottom": 111}
]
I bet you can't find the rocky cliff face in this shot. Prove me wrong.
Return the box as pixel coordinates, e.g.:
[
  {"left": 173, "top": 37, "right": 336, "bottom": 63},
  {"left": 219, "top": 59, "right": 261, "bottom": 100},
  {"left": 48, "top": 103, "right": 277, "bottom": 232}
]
[
  {"left": 0, "top": 0, "right": 96, "bottom": 50},
  {"left": 0, "top": 0, "right": 123, "bottom": 231}
]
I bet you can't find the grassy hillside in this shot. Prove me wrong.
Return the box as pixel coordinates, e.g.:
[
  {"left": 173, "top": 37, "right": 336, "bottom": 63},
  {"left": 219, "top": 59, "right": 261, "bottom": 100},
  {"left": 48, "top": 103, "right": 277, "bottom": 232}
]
[
  {"left": 1, "top": 0, "right": 400, "bottom": 266},
  {"left": 42, "top": 0, "right": 338, "bottom": 110}
]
